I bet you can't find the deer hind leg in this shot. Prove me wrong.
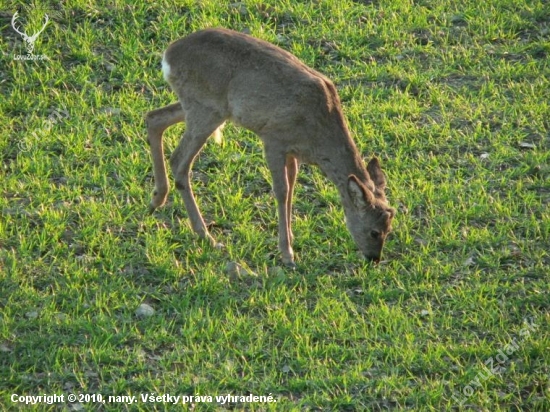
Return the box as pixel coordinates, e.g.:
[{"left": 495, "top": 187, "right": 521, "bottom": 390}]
[
  {"left": 265, "top": 148, "right": 295, "bottom": 268},
  {"left": 145, "top": 103, "right": 186, "bottom": 212},
  {"left": 170, "top": 106, "right": 225, "bottom": 245},
  {"left": 285, "top": 155, "right": 299, "bottom": 244}
]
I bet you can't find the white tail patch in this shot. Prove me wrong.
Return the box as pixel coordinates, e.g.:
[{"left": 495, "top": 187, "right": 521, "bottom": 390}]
[
  {"left": 161, "top": 53, "right": 171, "bottom": 82},
  {"left": 212, "top": 123, "right": 225, "bottom": 144}
]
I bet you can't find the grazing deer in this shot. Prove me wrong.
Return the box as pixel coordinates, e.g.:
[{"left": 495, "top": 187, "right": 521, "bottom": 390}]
[{"left": 146, "top": 28, "right": 395, "bottom": 267}]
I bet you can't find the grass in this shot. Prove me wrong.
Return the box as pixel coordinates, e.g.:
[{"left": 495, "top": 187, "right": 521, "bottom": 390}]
[{"left": 1, "top": 0, "right": 549, "bottom": 410}]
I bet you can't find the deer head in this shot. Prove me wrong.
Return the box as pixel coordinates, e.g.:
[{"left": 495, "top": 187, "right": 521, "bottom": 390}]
[{"left": 345, "top": 157, "right": 395, "bottom": 263}]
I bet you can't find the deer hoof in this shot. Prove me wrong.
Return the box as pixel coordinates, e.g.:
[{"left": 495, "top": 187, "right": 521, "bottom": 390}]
[
  {"left": 197, "top": 232, "right": 217, "bottom": 248},
  {"left": 281, "top": 255, "right": 296, "bottom": 270},
  {"left": 284, "top": 261, "right": 297, "bottom": 270}
]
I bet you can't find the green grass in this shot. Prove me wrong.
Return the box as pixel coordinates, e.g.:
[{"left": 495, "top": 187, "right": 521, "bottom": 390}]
[{"left": 1, "top": 0, "right": 549, "bottom": 410}]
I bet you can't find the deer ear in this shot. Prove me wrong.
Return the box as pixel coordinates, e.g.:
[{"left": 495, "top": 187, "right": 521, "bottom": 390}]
[
  {"left": 383, "top": 207, "right": 397, "bottom": 221},
  {"left": 367, "top": 156, "right": 387, "bottom": 191},
  {"left": 348, "top": 175, "right": 374, "bottom": 208}
]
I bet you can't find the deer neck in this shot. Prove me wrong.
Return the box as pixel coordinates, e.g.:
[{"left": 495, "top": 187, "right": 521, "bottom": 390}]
[{"left": 315, "top": 134, "right": 372, "bottom": 203}]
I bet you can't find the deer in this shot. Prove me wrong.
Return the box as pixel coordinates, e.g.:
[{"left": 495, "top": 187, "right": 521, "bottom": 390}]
[
  {"left": 11, "top": 12, "right": 49, "bottom": 55},
  {"left": 145, "top": 28, "right": 395, "bottom": 268}
]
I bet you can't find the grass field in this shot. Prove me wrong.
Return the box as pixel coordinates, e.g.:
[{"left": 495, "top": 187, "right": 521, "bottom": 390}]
[{"left": 1, "top": 0, "right": 549, "bottom": 410}]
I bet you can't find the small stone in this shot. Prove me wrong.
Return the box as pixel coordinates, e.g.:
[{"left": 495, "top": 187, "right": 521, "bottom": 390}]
[
  {"left": 225, "top": 261, "right": 257, "bottom": 279},
  {"left": 0, "top": 343, "right": 12, "bottom": 353},
  {"left": 135, "top": 303, "right": 155, "bottom": 318},
  {"left": 225, "top": 261, "right": 245, "bottom": 276},
  {"left": 519, "top": 142, "right": 536, "bottom": 149},
  {"left": 230, "top": 2, "right": 248, "bottom": 16},
  {"left": 25, "top": 311, "right": 39, "bottom": 320},
  {"left": 463, "top": 256, "right": 476, "bottom": 266}
]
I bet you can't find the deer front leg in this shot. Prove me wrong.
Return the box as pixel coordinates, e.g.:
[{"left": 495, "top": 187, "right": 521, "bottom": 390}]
[
  {"left": 266, "top": 150, "right": 295, "bottom": 268},
  {"left": 170, "top": 109, "right": 224, "bottom": 246}
]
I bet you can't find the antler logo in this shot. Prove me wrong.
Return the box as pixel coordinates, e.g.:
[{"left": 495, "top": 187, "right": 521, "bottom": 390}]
[{"left": 11, "top": 12, "right": 49, "bottom": 55}]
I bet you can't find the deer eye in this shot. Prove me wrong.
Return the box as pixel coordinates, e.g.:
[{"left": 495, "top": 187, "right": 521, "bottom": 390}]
[{"left": 370, "top": 230, "right": 380, "bottom": 239}]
